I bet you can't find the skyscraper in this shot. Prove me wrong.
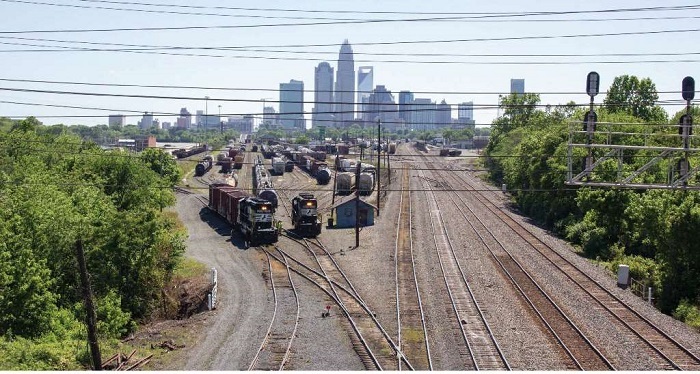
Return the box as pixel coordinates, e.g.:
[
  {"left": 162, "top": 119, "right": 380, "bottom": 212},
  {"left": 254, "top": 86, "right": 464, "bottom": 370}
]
[
  {"left": 357, "top": 66, "right": 373, "bottom": 119},
  {"left": 108, "top": 114, "right": 125, "bottom": 129},
  {"left": 335, "top": 40, "right": 355, "bottom": 127},
  {"left": 279, "top": 79, "right": 304, "bottom": 131},
  {"left": 138, "top": 112, "right": 153, "bottom": 130},
  {"left": 510, "top": 79, "right": 525, "bottom": 94},
  {"left": 398, "top": 91, "right": 414, "bottom": 124},
  {"left": 410, "top": 99, "right": 436, "bottom": 131},
  {"left": 366, "top": 85, "right": 398, "bottom": 130},
  {"left": 457, "top": 102, "right": 476, "bottom": 129},
  {"left": 435, "top": 100, "right": 452, "bottom": 129},
  {"left": 313, "top": 62, "right": 334, "bottom": 128}
]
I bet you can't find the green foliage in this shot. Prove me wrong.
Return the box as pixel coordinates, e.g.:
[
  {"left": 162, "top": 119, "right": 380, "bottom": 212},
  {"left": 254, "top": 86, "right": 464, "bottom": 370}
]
[
  {"left": 294, "top": 135, "right": 310, "bottom": 145},
  {"left": 673, "top": 300, "right": 700, "bottom": 331},
  {"left": 0, "top": 120, "right": 188, "bottom": 368},
  {"left": 603, "top": 75, "right": 667, "bottom": 122}
]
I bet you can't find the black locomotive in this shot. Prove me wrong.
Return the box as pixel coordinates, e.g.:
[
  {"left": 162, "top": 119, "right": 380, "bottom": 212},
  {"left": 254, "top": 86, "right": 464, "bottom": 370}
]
[{"left": 291, "top": 193, "right": 322, "bottom": 237}]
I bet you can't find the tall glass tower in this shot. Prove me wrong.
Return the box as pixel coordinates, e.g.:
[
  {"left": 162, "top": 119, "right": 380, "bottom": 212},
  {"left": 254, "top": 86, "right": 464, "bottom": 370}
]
[
  {"left": 313, "top": 62, "right": 334, "bottom": 128},
  {"left": 334, "top": 40, "right": 355, "bottom": 127},
  {"left": 357, "top": 66, "right": 374, "bottom": 120}
]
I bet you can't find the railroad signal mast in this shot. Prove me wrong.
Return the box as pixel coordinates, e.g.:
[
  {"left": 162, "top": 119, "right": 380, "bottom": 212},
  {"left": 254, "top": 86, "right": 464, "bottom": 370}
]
[{"left": 566, "top": 73, "right": 700, "bottom": 190}]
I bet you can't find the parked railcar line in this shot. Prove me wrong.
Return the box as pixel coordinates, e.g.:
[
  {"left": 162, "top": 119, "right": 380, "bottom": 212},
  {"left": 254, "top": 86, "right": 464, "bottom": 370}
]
[
  {"left": 444, "top": 163, "right": 700, "bottom": 371},
  {"left": 248, "top": 249, "right": 300, "bottom": 370},
  {"left": 415, "top": 165, "right": 511, "bottom": 370},
  {"left": 394, "top": 164, "right": 432, "bottom": 371}
]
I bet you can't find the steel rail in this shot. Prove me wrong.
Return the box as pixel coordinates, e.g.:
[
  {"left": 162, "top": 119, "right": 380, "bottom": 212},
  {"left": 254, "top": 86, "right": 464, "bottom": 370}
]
[
  {"left": 448, "top": 163, "right": 700, "bottom": 370},
  {"left": 394, "top": 162, "right": 432, "bottom": 370},
  {"left": 416, "top": 166, "right": 509, "bottom": 370},
  {"left": 247, "top": 251, "right": 278, "bottom": 371}
]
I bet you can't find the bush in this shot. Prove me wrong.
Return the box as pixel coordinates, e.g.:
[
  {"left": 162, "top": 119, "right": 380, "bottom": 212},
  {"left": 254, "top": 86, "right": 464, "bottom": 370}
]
[{"left": 673, "top": 300, "right": 700, "bottom": 331}]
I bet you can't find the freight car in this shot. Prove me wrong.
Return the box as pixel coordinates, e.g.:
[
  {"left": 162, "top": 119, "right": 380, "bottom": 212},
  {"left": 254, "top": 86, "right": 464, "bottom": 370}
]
[
  {"left": 208, "top": 183, "right": 278, "bottom": 246},
  {"left": 285, "top": 160, "right": 295, "bottom": 172},
  {"left": 173, "top": 145, "right": 207, "bottom": 159},
  {"left": 336, "top": 172, "right": 355, "bottom": 194},
  {"left": 228, "top": 148, "right": 239, "bottom": 158},
  {"left": 220, "top": 157, "right": 232, "bottom": 173},
  {"left": 195, "top": 157, "right": 213, "bottom": 176},
  {"left": 271, "top": 157, "right": 286, "bottom": 175},
  {"left": 388, "top": 142, "right": 397, "bottom": 154},
  {"left": 291, "top": 193, "right": 322, "bottom": 237},
  {"left": 233, "top": 154, "right": 245, "bottom": 169},
  {"left": 358, "top": 172, "right": 375, "bottom": 195},
  {"left": 251, "top": 145, "right": 259, "bottom": 152},
  {"left": 252, "top": 156, "right": 279, "bottom": 208}
]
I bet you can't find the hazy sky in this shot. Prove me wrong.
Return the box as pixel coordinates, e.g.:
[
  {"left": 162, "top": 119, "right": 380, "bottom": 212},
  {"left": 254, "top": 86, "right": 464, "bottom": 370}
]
[{"left": 0, "top": 0, "right": 698, "bottom": 127}]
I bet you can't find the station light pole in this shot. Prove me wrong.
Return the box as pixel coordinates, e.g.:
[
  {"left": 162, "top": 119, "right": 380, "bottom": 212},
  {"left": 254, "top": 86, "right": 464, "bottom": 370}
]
[{"left": 204, "top": 96, "right": 210, "bottom": 131}]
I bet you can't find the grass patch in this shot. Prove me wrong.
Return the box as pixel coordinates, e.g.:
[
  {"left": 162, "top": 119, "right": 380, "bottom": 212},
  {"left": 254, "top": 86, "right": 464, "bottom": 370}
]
[
  {"left": 177, "top": 160, "right": 196, "bottom": 186},
  {"left": 401, "top": 328, "right": 425, "bottom": 343},
  {"left": 173, "top": 258, "right": 208, "bottom": 279}
]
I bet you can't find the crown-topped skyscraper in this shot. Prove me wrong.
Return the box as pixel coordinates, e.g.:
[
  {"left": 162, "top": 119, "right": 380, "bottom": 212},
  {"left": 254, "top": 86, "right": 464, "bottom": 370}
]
[{"left": 334, "top": 40, "right": 355, "bottom": 127}]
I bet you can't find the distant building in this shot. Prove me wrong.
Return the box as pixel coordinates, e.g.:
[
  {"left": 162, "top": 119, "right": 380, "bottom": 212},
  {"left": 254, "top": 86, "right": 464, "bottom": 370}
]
[
  {"left": 457, "top": 102, "right": 476, "bottom": 129},
  {"left": 410, "top": 98, "right": 435, "bottom": 131},
  {"left": 262, "top": 106, "right": 278, "bottom": 128},
  {"left": 279, "top": 79, "right": 305, "bottom": 131},
  {"left": 138, "top": 112, "right": 153, "bottom": 130},
  {"left": 196, "top": 110, "right": 204, "bottom": 129},
  {"left": 335, "top": 40, "right": 355, "bottom": 127},
  {"left": 313, "top": 62, "right": 335, "bottom": 128},
  {"left": 176, "top": 108, "right": 192, "bottom": 129},
  {"left": 227, "top": 115, "right": 255, "bottom": 133},
  {"left": 435, "top": 100, "right": 452, "bottom": 130},
  {"left": 398, "top": 90, "right": 414, "bottom": 125},
  {"left": 161, "top": 121, "right": 171, "bottom": 130},
  {"left": 108, "top": 114, "right": 125, "bottom": 129},
  {"left": 510, "top": 79, "right": 525, "bottom": 94},
  {"left": 365, "top": 85, "right": 399, "bottom": 130},
  {"left": 356, "top": 66, "right": 374, "bottom": 119}
]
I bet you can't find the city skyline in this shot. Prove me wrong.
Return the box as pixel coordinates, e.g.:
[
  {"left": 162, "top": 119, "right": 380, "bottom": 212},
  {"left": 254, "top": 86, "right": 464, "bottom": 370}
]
[{"left": 0, "top": 1, "right": 697, "bottom": 128}]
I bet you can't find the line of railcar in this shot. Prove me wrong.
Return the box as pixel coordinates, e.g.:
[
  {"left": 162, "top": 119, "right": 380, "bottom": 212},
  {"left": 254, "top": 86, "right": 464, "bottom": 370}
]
[
  {"left": 208, "top": 183, "right": 278, "bottom": 246},
  {"left": 252, "top": 156, "right": 279, "bottom": 208},
  {"left": 173, "top": 145, "right": 207, "bottom": 159},
  {"left": 194, "top": 155, "right": 213, "bottom": 176}
]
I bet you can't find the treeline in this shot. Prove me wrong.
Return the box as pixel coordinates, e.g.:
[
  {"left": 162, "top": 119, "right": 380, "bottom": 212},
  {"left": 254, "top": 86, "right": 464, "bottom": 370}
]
[
  {"left": 0, "top": 117, "right": 186, "bottom": 368},
  {"left": 485, "top": 75, "right": 700, "bottom": 329}
]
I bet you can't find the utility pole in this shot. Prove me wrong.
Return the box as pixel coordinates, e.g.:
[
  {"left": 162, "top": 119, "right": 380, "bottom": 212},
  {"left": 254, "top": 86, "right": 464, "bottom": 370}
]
[
  {"left": 355, "top": 160, "right": 361, "bottom": 248},
  {"left": 218, "top": 105, "right": 223, "bottom": 134},
  {"left": 376, "top": 119, "right": 381, "bottom": 217},
  {"left": 204, "top": 96, "right": 210, "bottom": 131},
  {"left": 75, "top": 239, "right": 102, "bottom": 370},
  {"left": 330, "top": 149, "right": 339, "bottom": 224}
]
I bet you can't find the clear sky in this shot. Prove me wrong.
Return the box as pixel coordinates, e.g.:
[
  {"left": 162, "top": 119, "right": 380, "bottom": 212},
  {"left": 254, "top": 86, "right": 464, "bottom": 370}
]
[{"left": 0, "top": 0, "right": 698, "bottom": 127}]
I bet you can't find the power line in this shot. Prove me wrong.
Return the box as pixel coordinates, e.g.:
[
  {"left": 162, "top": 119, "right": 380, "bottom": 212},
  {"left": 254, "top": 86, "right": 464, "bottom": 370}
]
[
  {"left": 72, "top": 1, "right": 700, "bottom": 17},
  {"left": 3, "top": 40, "right": 700, "bottom": 65},
  {"left": 0, "top": 77, "right": 692, "bottom": 96}
]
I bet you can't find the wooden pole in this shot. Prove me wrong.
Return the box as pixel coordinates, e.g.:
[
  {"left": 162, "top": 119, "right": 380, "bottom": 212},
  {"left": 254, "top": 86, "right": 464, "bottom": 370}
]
[
  {"left": 355, "top": 160, "right": 361, "bottom": 248},
  {"left": 376, "top": 119, "right": 381, "bottom": 217},
  {"left": 76, "top": 239, "right": 102, "bottom": 370},
  {"left": 330, "top": 149, "right": 339, "bottom": 222}
]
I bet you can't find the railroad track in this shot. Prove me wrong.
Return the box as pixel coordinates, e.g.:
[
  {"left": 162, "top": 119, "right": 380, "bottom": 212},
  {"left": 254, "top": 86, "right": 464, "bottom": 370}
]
[
  {"left": 281, "top": 234, "right": 413, "bottom": 370},
  {"left": 442, "top": 164, "right": 700, "bottom": 370},
  {"left": 248, "top": 249, "right": 300, "bottom": 371},
  {"left": 266, "top": 245, "right": 385, "bottom": 370},
  {"left": 415, "top": 165, "right": 512, "bottom": 371},
  {"left": 394, "top": 163, "right": 432, "bottom": 370}
]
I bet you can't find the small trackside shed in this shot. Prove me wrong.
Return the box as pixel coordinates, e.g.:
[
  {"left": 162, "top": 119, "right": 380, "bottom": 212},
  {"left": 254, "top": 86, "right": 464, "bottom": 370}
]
[{"left": 331, "top": 195, "right": 377, "bottom": 228}]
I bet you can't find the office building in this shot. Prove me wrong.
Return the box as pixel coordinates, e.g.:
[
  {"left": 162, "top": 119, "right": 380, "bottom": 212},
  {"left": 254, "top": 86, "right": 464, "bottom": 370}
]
[
  {"left": 398, "top": 91, "right": 414, "bottom": 124},
  {"left": 335, "top": 40, "right": 355, "bottom": 127},
  {"left": 410, "top": 99, "right": 436, "bottom": 131},
  {"left": 313, "top": 62, "right": 335, "bottom": 128},
  {"left": 176, "top": 108, "right": 192, "bottom": 129},
  {"left": 457, "top": 102, "right": 476, "bottom": 129},
  {"left": 227, "top": 115, "right": 255, "bottom": 133},
  {"left": 357, "top": 66, "right": 374, "bottom": 119},
  {"left": 138, "top": 112, "right": 154, "bottom": 130},
  {"left": 435, "top": 100, "right": 452, "bottom": 129},
  {"left": 365, "top": 85, "right": 399, "bottom": 130},
  {"left": 511, "top": 79, "right": 525, "bottom": 94},
  {"left": 108, "top": 114, "right": 125, "bottom": 129},
  {"left": 279, "top": 79, "right": 304, "bottom": 130},
  {"left": 262, "top": 106, "right": 278, "bottom": 128}
]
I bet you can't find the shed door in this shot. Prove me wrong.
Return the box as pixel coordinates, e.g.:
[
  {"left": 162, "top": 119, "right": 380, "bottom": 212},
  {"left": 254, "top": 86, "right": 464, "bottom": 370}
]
[{"left": 359, "top": 208, "right": 368, "bottom": 226}]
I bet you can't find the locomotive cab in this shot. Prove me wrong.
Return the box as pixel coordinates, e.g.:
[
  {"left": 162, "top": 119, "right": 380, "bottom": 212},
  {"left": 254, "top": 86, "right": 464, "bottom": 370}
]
[
  {"left": 237, "top": 198, "right": 278, "bottom": 246},
  {"left": 291, "top": 193, "right": 322, "bottom": 237}
]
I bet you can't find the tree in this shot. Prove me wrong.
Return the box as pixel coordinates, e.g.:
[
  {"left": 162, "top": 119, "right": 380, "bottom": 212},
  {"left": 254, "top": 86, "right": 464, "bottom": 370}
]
[
  {"left": 603, "top": 75, "right": 667, "bottom": 122},
  {"left": 140, "top": 148, "right": 181, "bottom": 186}
]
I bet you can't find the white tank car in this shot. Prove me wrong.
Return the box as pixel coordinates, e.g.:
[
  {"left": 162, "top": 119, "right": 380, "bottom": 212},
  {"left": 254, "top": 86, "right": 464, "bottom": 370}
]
[
  {"left": 358, "top": 172, "right": 375, "bottom": 195},
  {"left": 336, "top": 172, "right": 356, "bottom": 194},
  {"left": 272, "top": 157, "right": 285, "bottom": 175},
  {"left": 340, "top": 158, "right": 358, "bottom": 172}
]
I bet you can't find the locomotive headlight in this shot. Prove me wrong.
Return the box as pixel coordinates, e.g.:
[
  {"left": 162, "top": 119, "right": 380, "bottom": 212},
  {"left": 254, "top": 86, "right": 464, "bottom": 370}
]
[
  {"left": 305, "top": 201, "right": 314, "bottom": 207},
  {"left": 260, "top": 206, "right": 268, "bottom": 211}
]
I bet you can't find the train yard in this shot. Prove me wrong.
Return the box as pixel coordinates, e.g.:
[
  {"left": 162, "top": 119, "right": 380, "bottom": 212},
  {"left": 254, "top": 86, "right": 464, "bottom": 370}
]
[{"left": 171, "top": 140, "right": 700, "bottom": 371}]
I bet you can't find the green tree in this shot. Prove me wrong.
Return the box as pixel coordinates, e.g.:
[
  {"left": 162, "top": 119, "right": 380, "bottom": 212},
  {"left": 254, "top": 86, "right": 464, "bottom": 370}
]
[
  {"left": 603, "top": 75, "right": 667, "bottom": 122},
  {"left": 140, "top": 148, "right": 181, "bottom": 186}
]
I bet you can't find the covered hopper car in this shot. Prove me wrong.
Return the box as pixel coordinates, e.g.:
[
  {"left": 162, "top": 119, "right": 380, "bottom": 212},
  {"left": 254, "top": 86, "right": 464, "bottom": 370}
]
[{"left": 208, "top": 183, "right": 278, "bottom": 246}]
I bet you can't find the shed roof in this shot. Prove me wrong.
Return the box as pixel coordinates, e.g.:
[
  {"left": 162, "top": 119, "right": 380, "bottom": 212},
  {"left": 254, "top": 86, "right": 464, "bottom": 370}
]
[{"left": 331, "top": 194, "right": 377, "bottom": 211}]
